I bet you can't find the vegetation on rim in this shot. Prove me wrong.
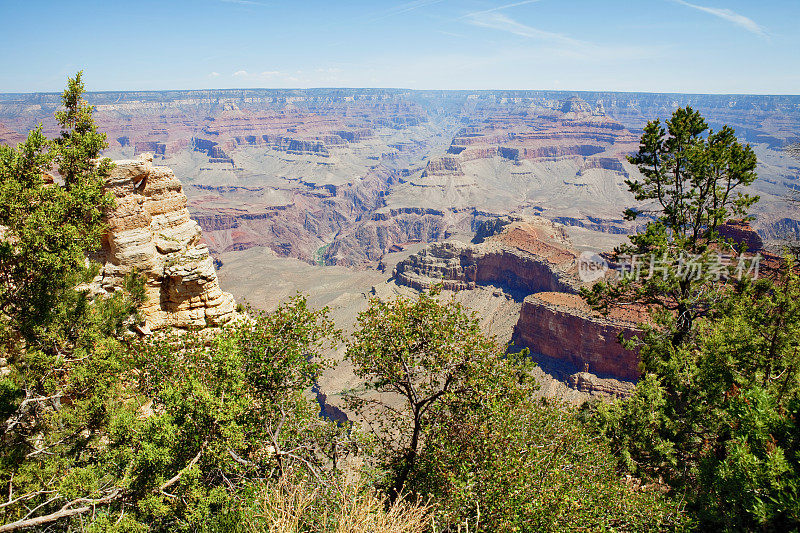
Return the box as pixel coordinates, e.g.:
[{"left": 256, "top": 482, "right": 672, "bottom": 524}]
[{"left": 582, "top": 107, "right": 800, "bottom": 531}]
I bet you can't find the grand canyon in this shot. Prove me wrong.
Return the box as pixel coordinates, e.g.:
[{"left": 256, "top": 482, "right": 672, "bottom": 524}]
[
  {"left": 5, "top": 0, "right": 800, "bottom": 525},
  {"left": 1, "top": 88, "right": 798, "bottom": 402}
]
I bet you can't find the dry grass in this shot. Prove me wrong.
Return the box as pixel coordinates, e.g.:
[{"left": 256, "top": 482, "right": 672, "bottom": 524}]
[{"left": 243, "top": 475, "right": 431, "bottom": 533}]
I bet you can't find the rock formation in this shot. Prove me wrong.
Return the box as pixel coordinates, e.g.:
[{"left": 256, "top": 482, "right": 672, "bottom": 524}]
[
  {"left": 393, "top": 217, "right": 643, "bottom": 383},
  {"left": 421, "top": 157, "right": 464, "bottom": 177},
  {"left": 513, "top": 292, "right": 642, "bottom": 380},
  {"left": 718, "top": 219, "right": 764, "bottom": 252},
  {"left": 567, "top": 369, "right": 635, "bottom": 397},
  {"left": 93, "top": 154, "right": 237, "bottom": 331},
  {"left": 394, "top": 219, "right": 578, "bottom": 295}
]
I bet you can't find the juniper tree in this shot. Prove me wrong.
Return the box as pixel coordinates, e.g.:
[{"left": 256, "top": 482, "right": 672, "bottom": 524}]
[{"left": 0, "top": 70, "right": 114, "bottom": 345}]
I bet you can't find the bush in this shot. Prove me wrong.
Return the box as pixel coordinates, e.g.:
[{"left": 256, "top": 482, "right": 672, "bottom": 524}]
[{"left": 411, "top": 398, "right": 688, "bottom": 532}]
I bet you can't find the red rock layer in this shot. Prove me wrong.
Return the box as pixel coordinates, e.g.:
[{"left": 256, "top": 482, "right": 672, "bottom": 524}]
[{"left": 513, "top": 293, "right": 642, "bottom": 380}]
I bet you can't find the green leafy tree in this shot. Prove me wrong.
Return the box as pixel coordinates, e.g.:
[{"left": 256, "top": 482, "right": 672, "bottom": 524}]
[
  {"left": 592, "top": 268, "right": 800, "bottom": 530},
  {"left": 120, "top": 297, "right": 350, "bottom": 531},
  {"left": 346, "top": 290, "right": 687, "bottom": 531},
  {"left": 0, "top": 72, "right": 143, "bottom": 532},
  {"left": 345, "top": 289, "right": 535, "bottom": 502},
  {"left": 0, "top": 296, "right": 353, "bottom": 532},
  {"left": 411, "top": 398, "right": 688, "bottom": 532}
]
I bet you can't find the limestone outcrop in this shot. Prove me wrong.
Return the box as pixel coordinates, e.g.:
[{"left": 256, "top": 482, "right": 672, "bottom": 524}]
[
  {"left": 567, "top": 370, "right": 635, "bottom": 397},
  {"left": 94, "top": 154, "right": 237, "bottom": 330}
]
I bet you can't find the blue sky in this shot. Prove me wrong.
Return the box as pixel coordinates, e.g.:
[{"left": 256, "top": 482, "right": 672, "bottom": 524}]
[{"left": 1, "top": 0, "right": 798, "bottom": 94}]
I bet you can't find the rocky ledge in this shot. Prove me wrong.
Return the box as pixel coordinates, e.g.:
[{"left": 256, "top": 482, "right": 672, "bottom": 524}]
[
  {"left": 91, "top": 154, "right": 237, "bottom": 331},
  {"left": 513, "top": 292, "right": 643, "bottom": 381}
]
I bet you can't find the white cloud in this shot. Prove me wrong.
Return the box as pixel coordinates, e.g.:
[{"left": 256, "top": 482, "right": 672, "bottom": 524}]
[
  {"left": 232, "top": 70, "right": 301, "bottom": 81},
  {"left": 465, "top": 12, "right": 586, "bottom": 48},
  {"left": 463, "top": 11, "right": 662, "bottom": 62},
  {"left": 209, "top": 72, "right": 220, "bottom": 78},
  {"left": 673, "top": 0, "right": 768, "bottom": 37},
  {"left": 368, "top": 0, "right": 446, "bottom": 22},
  {"left": 437, "top": 30, "right": 465, "bottom": 38},
  {"left": 387, "top": 0, "right": 446, "bottom": 16},
  {"left": 466, "top": 0, "right": 541, "bottom": 17}
]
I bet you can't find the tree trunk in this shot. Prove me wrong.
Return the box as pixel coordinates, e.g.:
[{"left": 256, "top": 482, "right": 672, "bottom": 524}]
[{"left": 389, "top": 412, "right": 421, "bottom": 503}]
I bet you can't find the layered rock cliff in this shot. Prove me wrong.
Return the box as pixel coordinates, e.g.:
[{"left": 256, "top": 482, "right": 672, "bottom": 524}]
[
  {"left": 393, "top": 218, "right": 642, "bottom": 383},
  {"left": 94, "top": 154, "right": 237, "bottom": 331},
  {"left": 513, "top": 293, "right": 641, "bottom": 380}
]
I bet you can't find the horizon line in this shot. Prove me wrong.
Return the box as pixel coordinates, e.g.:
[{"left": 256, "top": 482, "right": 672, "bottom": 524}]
[{"left": 1, "top": 87, "right": 800, "bottom": 98}]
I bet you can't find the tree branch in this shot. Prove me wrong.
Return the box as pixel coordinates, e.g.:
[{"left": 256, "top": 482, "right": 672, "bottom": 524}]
[
  {"left": 158, "top": 439, "right": 208, "bottom": 494},
  {"left": 0, "top": 489, "right": 121, "bottom": 532}
]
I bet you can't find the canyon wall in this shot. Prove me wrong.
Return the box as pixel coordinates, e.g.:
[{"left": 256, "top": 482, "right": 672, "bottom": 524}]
[{"left": 513, "top": 293, "right": 641, "bottom": 380}]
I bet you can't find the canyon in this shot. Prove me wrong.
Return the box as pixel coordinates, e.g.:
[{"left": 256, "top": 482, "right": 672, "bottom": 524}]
[
  {"left": 1, "top": 89, "right": 798, "bottom": 268},
  {"left": 1, "top": 88, "right": 799, "bottom": 398}
]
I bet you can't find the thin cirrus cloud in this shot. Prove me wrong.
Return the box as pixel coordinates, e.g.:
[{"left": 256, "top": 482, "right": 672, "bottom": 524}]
[
  {"left": 462, "top": 9, "right": 665, "bottom": 64},
  {"left": 462, "top": 2, "right": 665, "bottom": 62},
  {"left": 673, "top": 0, "right": 768, "bottom": 37},
  {"left": 367, "top": 0, "right": 447, "bottom": 22},
  {"left": 465, "top": 11, "right": 585, "bottom": 49},
  {"left": 219, "top": 0, "right": 269, "bottom": 6},
  {"left": 466, "top": 0, "right": 542, "bottom": 16},
  {"left": 386, "top": 0, "right": 447, "bottom": 16}
]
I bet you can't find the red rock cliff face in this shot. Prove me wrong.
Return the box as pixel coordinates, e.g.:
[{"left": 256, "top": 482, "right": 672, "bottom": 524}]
[
  {"left": 513, "top": 293, "right": 641, "bottom": 380},
  {"left": 394, "top": 218, "right": 643, "bottom": 381}
]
